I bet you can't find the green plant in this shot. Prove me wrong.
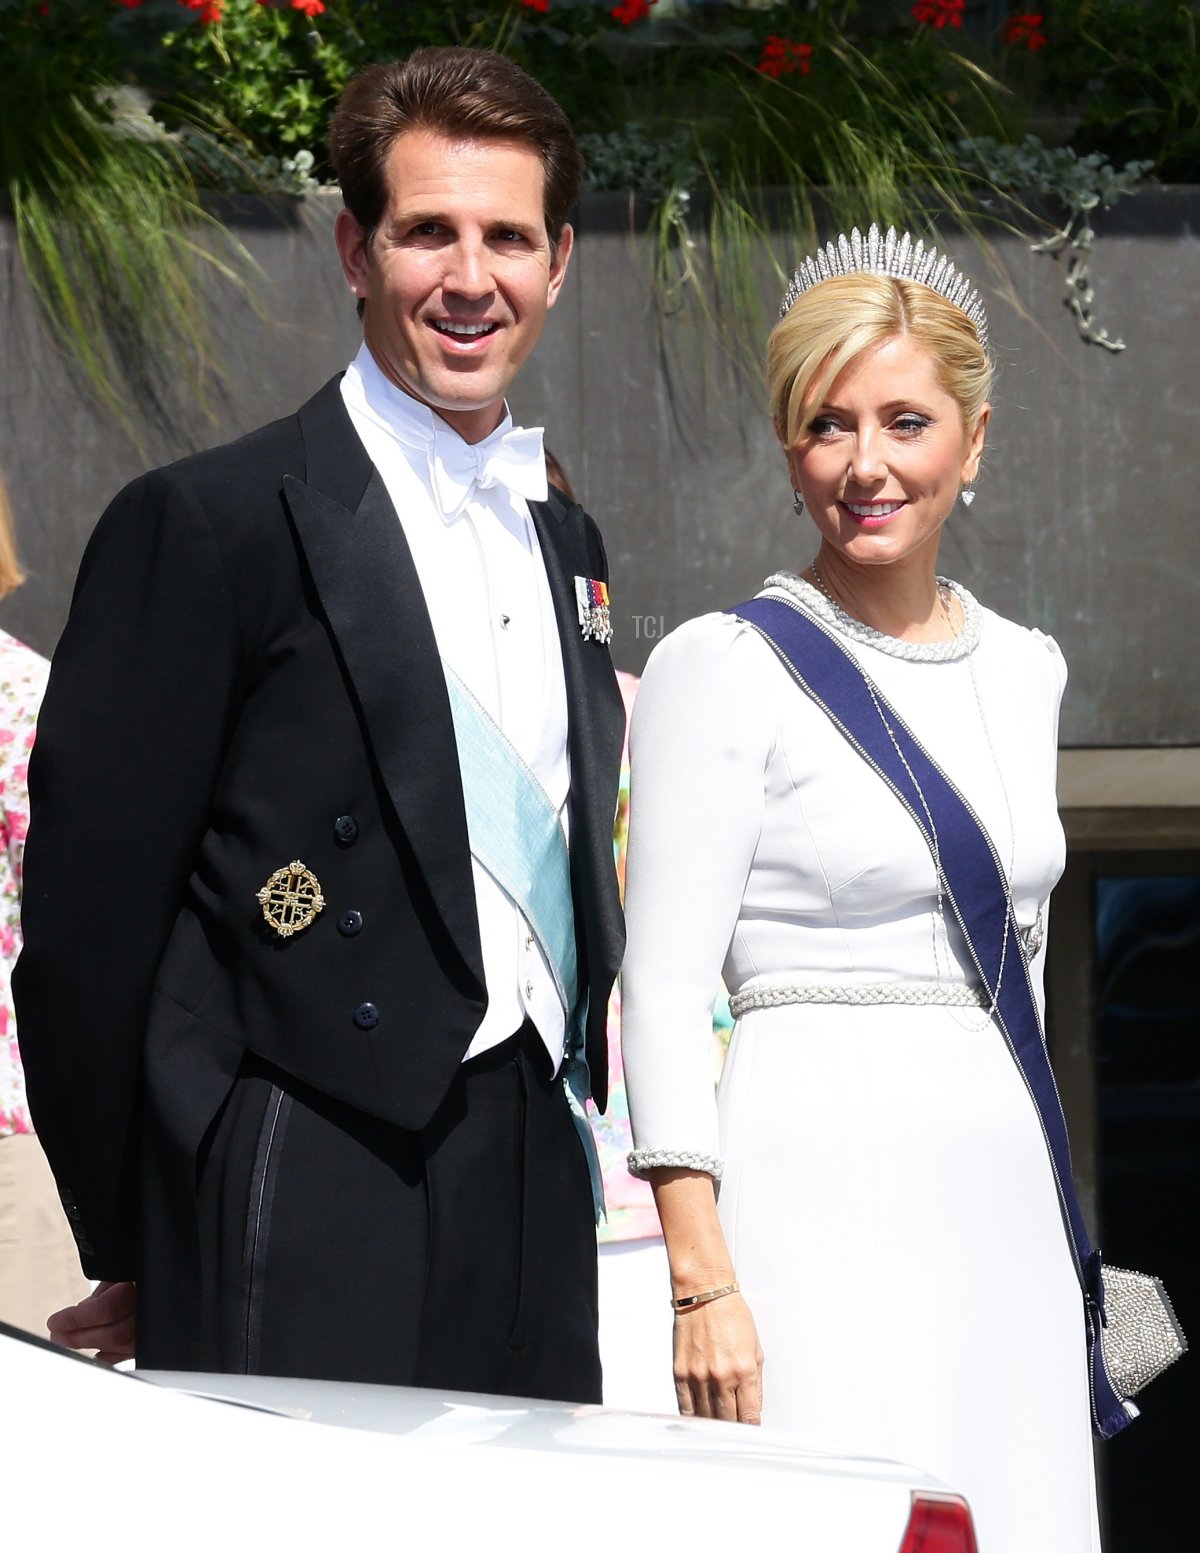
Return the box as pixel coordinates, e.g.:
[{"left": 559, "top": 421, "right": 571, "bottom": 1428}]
[
  {"left": 1038, "top": 0, "right": 1199, "bottom": 181},
  {"left": 159, "top": 0, "right": 366, "bottom": 157},
  {"left": 159, "top": 0, "right": 610, "bottom": 173},
  {"left": 0, "top": 0, "right": 1181, "bottom": 433},
  {"left": 580, "top": 124, "right": 701, "bottom": 195},
  {"left": 0, "top": 2, "right": 259, "bottom": 443},
  {"left": 6, "top": 91, "right": 255, "bottom": 444},
  {"left": 644, "top": 26, "right": 1014, "bottom": 372},
  {"left": 958, "top": 134, "right": 1155, "bottom": 351}
]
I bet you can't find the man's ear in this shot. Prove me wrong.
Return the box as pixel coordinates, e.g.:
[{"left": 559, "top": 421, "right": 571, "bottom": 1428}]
[
  {"left": 546, "top": 222, "right": 575, "bottom": 310},
  {"left": 334, "top": 208, "right": 371, "bottom": 300}
]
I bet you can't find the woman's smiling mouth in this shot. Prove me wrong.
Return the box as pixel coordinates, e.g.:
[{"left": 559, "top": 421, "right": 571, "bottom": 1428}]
[{"left": 839, "top": 498, "right": 907, "bottom": 527}]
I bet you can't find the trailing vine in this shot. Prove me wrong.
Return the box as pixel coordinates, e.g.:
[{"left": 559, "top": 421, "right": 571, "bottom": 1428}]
[{"left": 957, "top": 135, "right": 1155, "bottom": 353}]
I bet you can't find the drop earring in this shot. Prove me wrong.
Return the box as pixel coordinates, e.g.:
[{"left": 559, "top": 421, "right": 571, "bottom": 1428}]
[
  {"left": 792, "top": 489, "right": 805, "bottom": 515},
  {"left": 960, "top": 484, "right": 976, "bottom": 508}
]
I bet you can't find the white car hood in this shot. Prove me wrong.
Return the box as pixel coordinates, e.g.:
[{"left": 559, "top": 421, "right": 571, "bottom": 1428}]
[{"left": 5, "top": 1324, "right": 950, "bottom": 1551}]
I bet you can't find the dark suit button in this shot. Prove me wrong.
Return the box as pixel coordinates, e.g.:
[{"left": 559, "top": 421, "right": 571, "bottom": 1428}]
[
  {"left": 353, "top": 1002, "right": 379, "bottom": 1030},
  {"left": 338, "top": 909, "right": 363, "bottom": 937},
  {"left": 334, "top": 815, "right": 359, "bottom": 845}
]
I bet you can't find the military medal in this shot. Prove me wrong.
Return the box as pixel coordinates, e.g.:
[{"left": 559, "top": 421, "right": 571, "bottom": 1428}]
[
  {"left": 257, "top": 860, "right": 326, "bottom": 938},
  {"left": 574, "top": 575, "right": 612, "bottom": 644}
]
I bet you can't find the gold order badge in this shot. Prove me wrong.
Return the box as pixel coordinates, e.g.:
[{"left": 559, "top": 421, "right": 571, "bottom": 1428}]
[{"left": 257, "top": 860, "right": 326, "bottom": 938}]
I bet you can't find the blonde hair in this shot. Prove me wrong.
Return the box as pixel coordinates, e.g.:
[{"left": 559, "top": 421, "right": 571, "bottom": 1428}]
[
  {"left": 768, "top": 272, "right": 992, "bottom": 447},
  {"left": 0, "top": 473, "right": 26, "bottom": 599}
]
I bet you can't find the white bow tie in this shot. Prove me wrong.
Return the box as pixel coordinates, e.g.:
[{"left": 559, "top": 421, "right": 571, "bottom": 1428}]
[{"left": 430, "top": 421, "right": 547, "bottom": 519}]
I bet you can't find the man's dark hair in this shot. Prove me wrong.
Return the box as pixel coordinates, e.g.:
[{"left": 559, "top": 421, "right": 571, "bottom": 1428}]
[{"left": 329, "top": 47, "right": 583, "bottom": 253}]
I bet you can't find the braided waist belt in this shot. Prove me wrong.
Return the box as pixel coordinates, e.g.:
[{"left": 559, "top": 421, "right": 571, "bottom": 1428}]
[{"left": 727, "top": 981, "right": 991, "bottom": 1018}]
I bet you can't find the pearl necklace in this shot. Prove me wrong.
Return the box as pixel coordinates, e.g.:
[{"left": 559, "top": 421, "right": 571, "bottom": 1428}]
[
  {"left": 765, "top": 570, "right": 980, "bottom": 662},
  {"left": 807, "top": 561, "right": 958, "bottom": 643}
]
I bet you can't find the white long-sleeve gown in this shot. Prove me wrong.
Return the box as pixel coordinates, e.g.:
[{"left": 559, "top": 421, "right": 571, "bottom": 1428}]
[{"left": 621, "top": 577, "right": 1100, "bottom": 1553}]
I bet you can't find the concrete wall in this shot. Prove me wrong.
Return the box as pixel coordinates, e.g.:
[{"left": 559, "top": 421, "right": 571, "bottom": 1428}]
[{"left": 2, "top": 188, "right": 1197, "bottom": 745}]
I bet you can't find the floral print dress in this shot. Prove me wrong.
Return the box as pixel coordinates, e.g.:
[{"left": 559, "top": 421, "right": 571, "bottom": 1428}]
[{"left": 0, "top": 630, "right": 50, "bottom": 1138}]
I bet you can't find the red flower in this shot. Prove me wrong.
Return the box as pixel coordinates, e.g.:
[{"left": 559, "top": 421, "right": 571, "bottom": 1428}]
[
  {"left": 115, "top": 0, "right": 146, "bottom": 9},
  {"left": 522, "top": 0, "right": 551, "bottom": 12},
  {"left": 1002, "top": 13, "right": 1048, "bottom": 51},
  {"left": 291, "top": 0, "right": 327, "bottom": 13},
  {"left": 757, "top": 36, "right": 814, "bottom": 79},
  {"left": 178, "top": 0, "right": 224, "bottom": 22},
  {"left": 611, "top": 0, "right": 656, "bottom": 26},
  {"left": 911, "top": 0, "right": 965, "bottom": 30}
]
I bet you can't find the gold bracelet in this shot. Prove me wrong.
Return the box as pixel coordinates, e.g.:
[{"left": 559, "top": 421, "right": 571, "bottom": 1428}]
[{"left": 670, "top": 1281, "right": 740, "bottom": 1312}]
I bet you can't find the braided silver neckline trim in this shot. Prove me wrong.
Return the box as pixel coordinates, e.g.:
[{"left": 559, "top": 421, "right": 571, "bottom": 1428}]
[
  {"left": 729, "top": 982, "right": 990, "bottom": 1017},
  {"left": 627, "top": 1148, "right": 725, "bottom": 1181},
  {"left": 761, "top": 573, "right": 982, "bottom": 662}
]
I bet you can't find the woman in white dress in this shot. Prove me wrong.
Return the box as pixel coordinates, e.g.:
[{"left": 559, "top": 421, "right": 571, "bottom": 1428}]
[{"left": 620, "top": 233, "right": 1102, "bottom": 1550}]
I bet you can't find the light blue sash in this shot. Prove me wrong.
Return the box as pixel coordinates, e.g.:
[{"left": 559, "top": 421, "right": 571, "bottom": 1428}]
[
  {"left": 444, "top": 669, "right": 577, "bottom": 1012},
  {"left": 444, "top": 668, "right": 603, "bottom": 1219}
]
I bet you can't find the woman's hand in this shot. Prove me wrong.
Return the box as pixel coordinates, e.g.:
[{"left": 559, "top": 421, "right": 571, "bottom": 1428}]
[
  {"left": 643, "top": 1167, "right": 761, "bottom": 1423},
  {"left": 673, "top": 1290, "right": 763, "bottom": 1425}
]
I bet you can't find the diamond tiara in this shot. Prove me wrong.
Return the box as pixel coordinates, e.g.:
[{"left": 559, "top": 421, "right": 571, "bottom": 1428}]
[{"left": 779, "top": 223, "right": 989, "bottom": 352}]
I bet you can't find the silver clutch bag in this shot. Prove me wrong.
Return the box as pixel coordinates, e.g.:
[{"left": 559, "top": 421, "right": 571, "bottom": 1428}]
[{"left": 1101, "top": 1265, "right": 1188, "bottom": 1398}]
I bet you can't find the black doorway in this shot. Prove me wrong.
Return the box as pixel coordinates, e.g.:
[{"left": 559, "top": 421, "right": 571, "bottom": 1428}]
[{"left": 1095, "top": 870, "right": 1199, "bottom": 1552}]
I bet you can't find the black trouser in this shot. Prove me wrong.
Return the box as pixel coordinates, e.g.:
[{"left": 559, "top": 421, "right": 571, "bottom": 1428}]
[{"left": 170, "top": 1024, "right": 600, "bottom": 1402}]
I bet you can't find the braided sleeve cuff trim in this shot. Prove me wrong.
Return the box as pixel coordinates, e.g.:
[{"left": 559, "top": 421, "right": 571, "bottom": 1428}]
[{"left": 627, "top": 1149, "right": 725, "bottom": 1181}]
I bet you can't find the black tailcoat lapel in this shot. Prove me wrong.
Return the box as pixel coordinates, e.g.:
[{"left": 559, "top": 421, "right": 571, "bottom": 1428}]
[
  {"left": 283, "top": 380, "right": 485, "bottom": 1001},
  {"left": 529, "top": 493, "right": 626, "bottom": 1106}
]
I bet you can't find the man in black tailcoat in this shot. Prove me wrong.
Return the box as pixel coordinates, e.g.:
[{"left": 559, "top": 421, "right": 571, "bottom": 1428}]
[{"left": 14, "top": 47, "right": 623, "bottom": 1401}]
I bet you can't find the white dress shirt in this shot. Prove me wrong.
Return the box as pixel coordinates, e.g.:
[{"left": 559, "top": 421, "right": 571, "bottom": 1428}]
[{"left": 340, "top": 345, "right": 571, "bottom": 1068}]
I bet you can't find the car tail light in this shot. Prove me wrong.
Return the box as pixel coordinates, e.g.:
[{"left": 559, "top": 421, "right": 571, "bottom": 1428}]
[{"left": 897, "top": 1492, "right": 979, "bottom": 1553}]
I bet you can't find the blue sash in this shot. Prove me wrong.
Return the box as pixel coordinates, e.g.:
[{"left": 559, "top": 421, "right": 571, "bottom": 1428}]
[
  {"left": 443, "top": 668, "right": 602, "bottom": 1220},
  {"left": 444, "top": 670, "right": 577, "bottom": 1015},
  {"left": 729, "top": 593, "right": 1133, "bottom": 1439}
]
